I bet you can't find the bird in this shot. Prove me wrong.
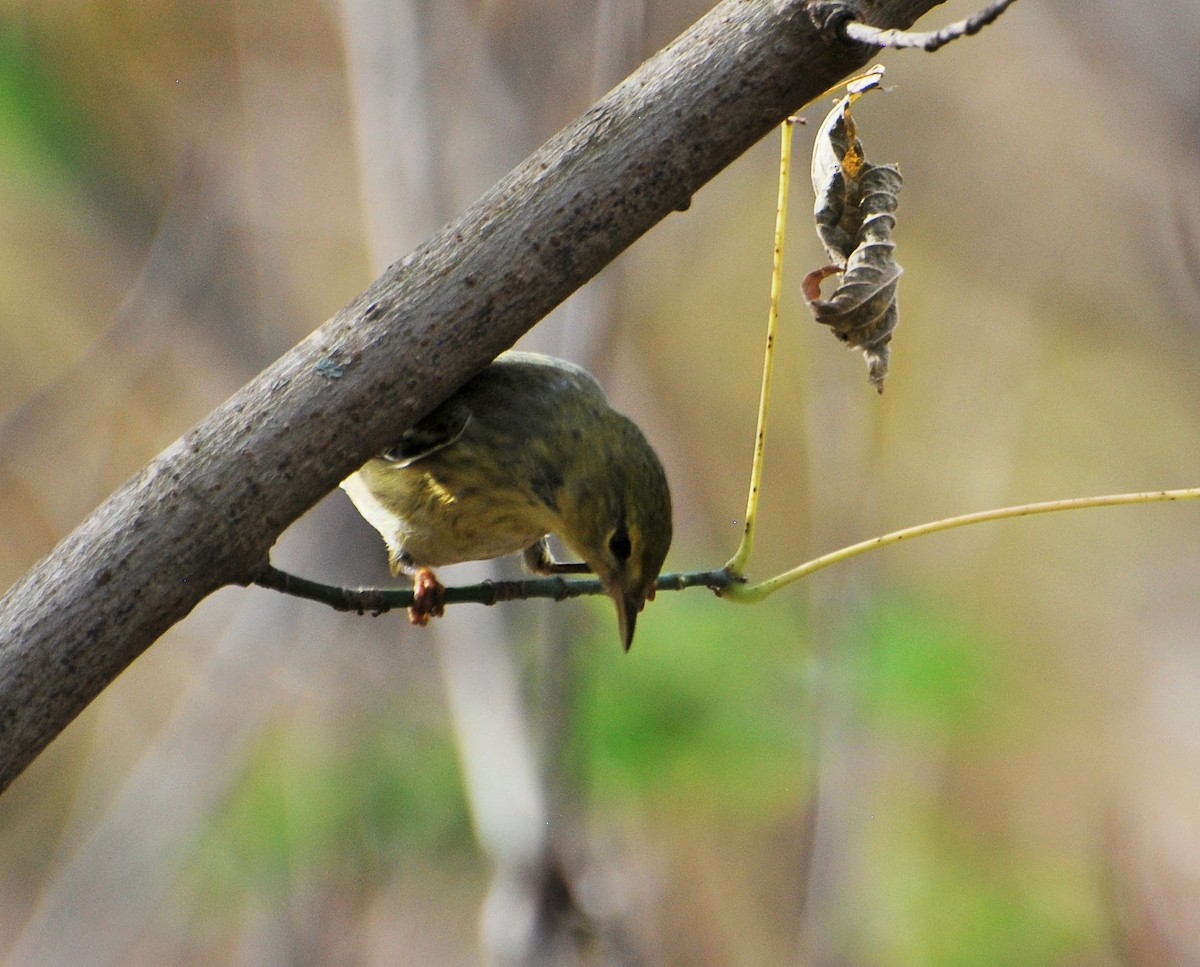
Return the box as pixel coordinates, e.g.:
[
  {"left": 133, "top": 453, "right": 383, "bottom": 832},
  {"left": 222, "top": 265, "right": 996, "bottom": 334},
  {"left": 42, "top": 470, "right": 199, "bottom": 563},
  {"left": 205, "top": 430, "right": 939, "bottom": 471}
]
[{"left": 340, "top": 351, "right": 672, "bottom": 650}]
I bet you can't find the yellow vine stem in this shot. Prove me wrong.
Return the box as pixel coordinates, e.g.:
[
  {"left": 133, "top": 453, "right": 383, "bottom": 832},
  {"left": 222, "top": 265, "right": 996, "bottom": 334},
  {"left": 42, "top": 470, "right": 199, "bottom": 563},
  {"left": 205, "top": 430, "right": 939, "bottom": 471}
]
[
  {"left": 721, "top": 487, "right": 1200, "bottom": 604},
  {"left": 725, "top": 117, "right": 796, "bottom": 578}
]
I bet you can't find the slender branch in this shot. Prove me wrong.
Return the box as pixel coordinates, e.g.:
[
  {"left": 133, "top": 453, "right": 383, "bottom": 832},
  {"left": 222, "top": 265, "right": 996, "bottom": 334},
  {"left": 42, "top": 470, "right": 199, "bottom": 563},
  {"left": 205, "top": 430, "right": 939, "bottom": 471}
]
[
  {"left": 723, "top": 488, "right": 1200, "bottom": 603},
  {"left": 250, "top": 563, "right": 732, "bottom": 615},
  {"left": 834, "top": 0, "right": 1020, "bottom": 52}
]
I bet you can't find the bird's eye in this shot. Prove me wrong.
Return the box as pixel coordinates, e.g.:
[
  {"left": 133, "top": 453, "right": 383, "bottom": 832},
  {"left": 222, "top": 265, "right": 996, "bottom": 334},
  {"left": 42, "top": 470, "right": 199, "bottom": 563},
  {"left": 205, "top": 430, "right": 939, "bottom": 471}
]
[{"left": 608, "top": 526, "right": 632, "bottom": 562}]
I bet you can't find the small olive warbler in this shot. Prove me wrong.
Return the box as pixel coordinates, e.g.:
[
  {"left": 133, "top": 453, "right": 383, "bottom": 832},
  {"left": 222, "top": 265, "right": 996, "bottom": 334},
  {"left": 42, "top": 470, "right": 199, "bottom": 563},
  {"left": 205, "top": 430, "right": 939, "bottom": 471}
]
[{"left": 341, "top": 351, "right": 672, "bottom": 649}]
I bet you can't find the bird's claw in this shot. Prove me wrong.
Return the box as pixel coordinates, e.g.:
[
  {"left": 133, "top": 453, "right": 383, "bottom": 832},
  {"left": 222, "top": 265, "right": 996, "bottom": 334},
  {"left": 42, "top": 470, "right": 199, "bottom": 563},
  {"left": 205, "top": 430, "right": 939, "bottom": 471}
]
[{"left": 409, "top": 568, "right": 446, "bottom": 626}]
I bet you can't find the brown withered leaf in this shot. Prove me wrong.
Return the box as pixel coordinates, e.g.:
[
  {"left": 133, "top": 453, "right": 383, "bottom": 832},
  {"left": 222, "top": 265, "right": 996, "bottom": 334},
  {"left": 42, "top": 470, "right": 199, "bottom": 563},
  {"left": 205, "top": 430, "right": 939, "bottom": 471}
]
[{"left": 806, "top": 84, "right": 902, "bottom": 393}]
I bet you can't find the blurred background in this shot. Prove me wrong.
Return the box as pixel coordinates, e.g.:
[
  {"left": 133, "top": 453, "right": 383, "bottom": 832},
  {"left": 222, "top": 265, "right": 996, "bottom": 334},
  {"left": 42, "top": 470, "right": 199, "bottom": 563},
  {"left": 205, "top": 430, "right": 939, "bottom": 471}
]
[{"left": 2, "top": 0, "right": 1199, "bottom": 963}]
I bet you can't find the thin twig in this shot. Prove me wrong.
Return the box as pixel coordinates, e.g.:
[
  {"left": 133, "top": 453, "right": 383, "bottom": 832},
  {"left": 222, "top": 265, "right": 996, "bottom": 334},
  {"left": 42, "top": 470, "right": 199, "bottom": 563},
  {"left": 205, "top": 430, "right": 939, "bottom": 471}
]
[
  {"left": 842, "top": 0, "right": 1020, "bottom": 52},
  {"left": 722, "top": 488, "right": 1200, "bottom": 604},
  {"left": 250, "top": 563, "right": 733, "bottom": 614}
]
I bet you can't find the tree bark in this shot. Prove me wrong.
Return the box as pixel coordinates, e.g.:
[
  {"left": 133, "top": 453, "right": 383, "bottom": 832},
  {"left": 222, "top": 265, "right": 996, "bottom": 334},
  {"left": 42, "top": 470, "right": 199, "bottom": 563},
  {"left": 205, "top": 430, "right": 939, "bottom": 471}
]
[{"left": 0, "top": 0, "right": 943, "bottom": 794}]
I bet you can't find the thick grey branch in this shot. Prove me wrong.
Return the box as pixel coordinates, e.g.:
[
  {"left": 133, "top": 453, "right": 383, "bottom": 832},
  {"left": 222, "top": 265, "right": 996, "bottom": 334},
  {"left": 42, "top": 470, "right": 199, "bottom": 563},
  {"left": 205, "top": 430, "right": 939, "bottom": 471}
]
[{"left": 0, "top": 0, "right": 945, "bottom": 794}]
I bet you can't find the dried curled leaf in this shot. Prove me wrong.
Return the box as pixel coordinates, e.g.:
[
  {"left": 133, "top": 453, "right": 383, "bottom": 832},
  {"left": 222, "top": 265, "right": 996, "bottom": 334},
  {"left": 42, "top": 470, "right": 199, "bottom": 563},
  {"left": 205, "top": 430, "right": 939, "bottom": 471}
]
[{"left": 806, "top": 83, "right": 902, "bottom": 393}]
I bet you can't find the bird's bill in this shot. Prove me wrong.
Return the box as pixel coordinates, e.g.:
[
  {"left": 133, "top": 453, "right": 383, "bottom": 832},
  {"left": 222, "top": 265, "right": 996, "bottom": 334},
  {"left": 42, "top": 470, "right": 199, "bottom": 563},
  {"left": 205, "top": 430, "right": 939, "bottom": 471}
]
[{"left": 612, "top": 589, "right": 645, "bottom": 652}]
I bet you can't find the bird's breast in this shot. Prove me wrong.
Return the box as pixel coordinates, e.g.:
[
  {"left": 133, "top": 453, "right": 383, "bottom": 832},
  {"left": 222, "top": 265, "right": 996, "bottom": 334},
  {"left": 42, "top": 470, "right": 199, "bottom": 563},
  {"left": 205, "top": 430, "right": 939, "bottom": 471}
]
[{"left": 347, "top": 459, "right": 555, "bottom": 568}]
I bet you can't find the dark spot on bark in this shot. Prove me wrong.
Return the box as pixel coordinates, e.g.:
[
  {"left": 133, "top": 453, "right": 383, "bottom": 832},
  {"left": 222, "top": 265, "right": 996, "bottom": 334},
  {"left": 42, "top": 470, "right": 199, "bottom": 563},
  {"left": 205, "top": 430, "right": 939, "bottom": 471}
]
[{"left": 315, "top": 358, "right": 346, "bottom": 379}]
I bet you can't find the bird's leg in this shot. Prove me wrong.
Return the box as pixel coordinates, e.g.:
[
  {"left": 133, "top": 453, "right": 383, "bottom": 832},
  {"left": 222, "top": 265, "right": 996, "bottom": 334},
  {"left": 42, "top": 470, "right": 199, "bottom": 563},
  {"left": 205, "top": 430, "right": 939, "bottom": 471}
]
[
  {"left": 409, "top": 567, "right": 446, "bottom": 626},
  {"left": 523, "top": 539, "right": 592, "bottom": 576}
]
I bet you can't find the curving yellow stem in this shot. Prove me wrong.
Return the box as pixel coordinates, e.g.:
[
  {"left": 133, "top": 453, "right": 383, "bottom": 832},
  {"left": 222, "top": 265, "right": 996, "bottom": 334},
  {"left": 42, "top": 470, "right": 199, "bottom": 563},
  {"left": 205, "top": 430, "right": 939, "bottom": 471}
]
[
  {"left": 722, "top": 488, "right": 1200, "bottom": 603},
  {"left": 725, "top": 118, "right": 796, "bottom": 578}
]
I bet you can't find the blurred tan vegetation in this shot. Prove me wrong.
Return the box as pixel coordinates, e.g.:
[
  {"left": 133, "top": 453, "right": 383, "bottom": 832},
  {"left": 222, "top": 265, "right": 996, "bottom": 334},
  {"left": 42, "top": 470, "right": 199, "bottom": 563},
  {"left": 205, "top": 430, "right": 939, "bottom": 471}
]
[{"left": 2, "top": 0, "right": 1199, "bottom": 964}]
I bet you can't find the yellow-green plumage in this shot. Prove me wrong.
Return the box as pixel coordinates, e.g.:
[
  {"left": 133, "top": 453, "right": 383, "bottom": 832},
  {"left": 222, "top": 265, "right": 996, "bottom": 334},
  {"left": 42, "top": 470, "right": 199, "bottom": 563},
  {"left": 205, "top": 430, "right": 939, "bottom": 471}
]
[{"left": 341, "top": 351, "right": 672, "bottom": 648}]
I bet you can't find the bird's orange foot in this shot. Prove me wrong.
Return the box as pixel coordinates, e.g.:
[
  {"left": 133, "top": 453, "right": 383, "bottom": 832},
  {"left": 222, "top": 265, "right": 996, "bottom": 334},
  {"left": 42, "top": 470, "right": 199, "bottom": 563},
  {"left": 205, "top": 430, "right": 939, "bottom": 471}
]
[{"left": 409, "top": 568, "right": 446, "bottom": 626}]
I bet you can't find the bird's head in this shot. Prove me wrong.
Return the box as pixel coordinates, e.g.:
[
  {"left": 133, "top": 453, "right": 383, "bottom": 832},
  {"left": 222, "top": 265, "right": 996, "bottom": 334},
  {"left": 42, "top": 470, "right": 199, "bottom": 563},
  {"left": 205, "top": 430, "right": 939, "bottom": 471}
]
[{"left": 559, "top": 416, "right": 672, "bottom": 651}]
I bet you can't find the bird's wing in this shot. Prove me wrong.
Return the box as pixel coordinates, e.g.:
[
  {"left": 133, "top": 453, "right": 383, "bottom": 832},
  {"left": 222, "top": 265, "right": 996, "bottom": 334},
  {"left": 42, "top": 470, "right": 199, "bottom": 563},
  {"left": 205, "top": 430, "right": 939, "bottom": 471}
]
[{"left": 380, "top": 402, "right": 472, "bottom": 467}]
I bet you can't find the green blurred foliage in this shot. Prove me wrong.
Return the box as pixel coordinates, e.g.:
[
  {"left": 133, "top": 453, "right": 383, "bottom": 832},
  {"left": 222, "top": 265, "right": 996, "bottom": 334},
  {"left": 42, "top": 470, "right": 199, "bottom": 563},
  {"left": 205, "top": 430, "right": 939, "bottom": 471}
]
[
  {"left": 572, "top": 593, "right": 813, "bottom": 822},
  {"left": 858, "top": 793, "right": 1103, "bottom": 967},
  {"left": 180, "top": 590, "right": 1109, "bottom": 960},
  {"left": 184, "top": 713, "right": 475, "bottom": 915},
  {"left": 572, "top": 591, "right": 1014, "bottom": 819},
  {"left": 852, "top": 597, "right": 1012, "bottom": 741},
  {"left": 0, "top": 21, "right": 133, "bottom": 211},
  {"left": 0, "top": 24, "right": 85, "bottom": 186},
  {"left": 849, "top": 598, "right": 1106, "bottom": 964}
]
